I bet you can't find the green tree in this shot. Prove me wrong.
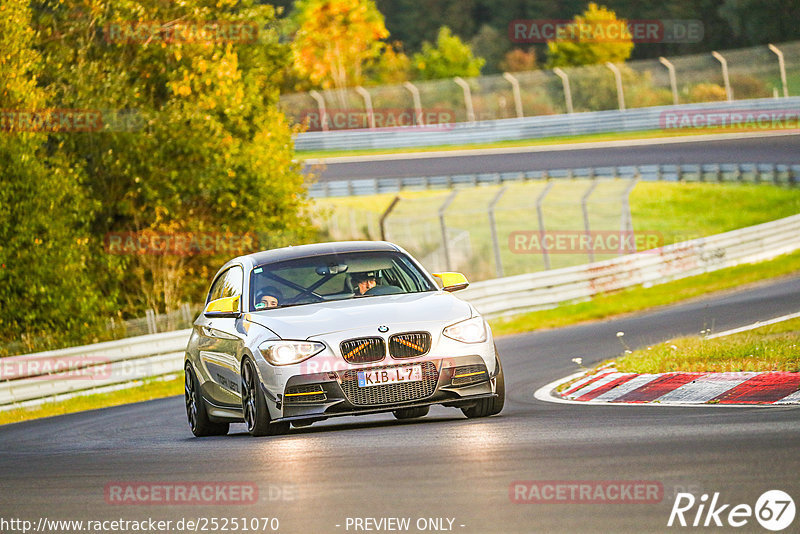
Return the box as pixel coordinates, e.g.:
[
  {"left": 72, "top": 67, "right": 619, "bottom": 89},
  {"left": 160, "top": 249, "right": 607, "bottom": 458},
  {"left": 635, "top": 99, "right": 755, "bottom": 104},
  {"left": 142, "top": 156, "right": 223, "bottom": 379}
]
[
  {"left": 412, "top": 26, "right": 485, "bottom": 80},
  {"left": 0, "top": 0, "right": 104, "bottom": 352},
  {"left": 545, "top": 3, "right": 635, "bottom": 68}
]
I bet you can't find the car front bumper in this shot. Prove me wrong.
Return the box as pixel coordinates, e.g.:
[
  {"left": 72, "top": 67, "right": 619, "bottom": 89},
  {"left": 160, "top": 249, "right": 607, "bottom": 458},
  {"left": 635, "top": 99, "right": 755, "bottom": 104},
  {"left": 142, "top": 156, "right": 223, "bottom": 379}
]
[{"left": 271, "top": 354, "right": 499, "bottom": 423}]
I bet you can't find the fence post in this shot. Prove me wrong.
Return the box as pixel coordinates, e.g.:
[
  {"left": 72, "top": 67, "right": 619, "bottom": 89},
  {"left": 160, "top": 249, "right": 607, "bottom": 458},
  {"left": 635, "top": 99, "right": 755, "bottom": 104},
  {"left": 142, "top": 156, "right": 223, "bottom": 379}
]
[
  {"left": 620, "top": 179, "right": 638, "bottom": 254},
  {"left": 536, "top": 181, "right": 554, "bottom": 270},
  {"left": 308, "top": 90, "right": 328, "bottom": 132},
  {"left": 711, "top": 51, "right": 733, "bottom": 102},
  {"left": 768, "top": 44, "right": 789, "bottom": 98},
  {"left": 355, "top": 86, "right": 376, "bottom": 129},
  {"left": 145, "top": 309, "right": 157, "bottom": 334},
  {"left": 658, "top": 57, "right": 679, "bottom": 106},
  {"left": 453, "top": 77, "right": 476, "bottom": 122},
  {"left": 553, "top": 68, "right": 574, "bottom": 114},
  {"left": 439, "top": 190, "right": 459, "bottom": 271},
  {"left": 380, "top": 196, "right": 401, "bottom": 241},
  {"left": 402, "top": 81, "right": 425, "bottom": 126},
  {"left": 581, "top": 179, "right": 599, "bottom": 263},
  {"left": 605, "top": 62, "right": 626, "bottom": 111},
  {"left": 488, "top": 186, "right": 508, "bottom": 278},
  {"left": 502, "top": 72, "right": 524, "bottom": 119},
  {"left": 180, "top": 303, "right": 191, "bottom": 325}
]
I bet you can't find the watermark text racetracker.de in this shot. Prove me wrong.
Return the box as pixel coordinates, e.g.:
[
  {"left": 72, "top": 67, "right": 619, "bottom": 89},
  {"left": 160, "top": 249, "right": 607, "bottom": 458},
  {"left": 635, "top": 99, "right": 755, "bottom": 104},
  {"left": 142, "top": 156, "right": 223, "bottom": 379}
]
[
  {"left": 510, "top": 480, "right": 663, "bottom": 504},
  {"left": 298, "top": 108, "right": 455, "bottom": 131},
  {"left": 0, "top": 516, "right": 280, "bottom": 533},
  {"left": 104, "top": 20, "right": 259, "bottom": 44},
  {"left": 104, "top": 231, "right": 259, "bottom": 257},
  {"left": 509, "top": 19, "right": 703, "bottom": 43},
  {"left": 1, "top": 109, "right": 143, "bottom": 133},
  {"left": 0, "top": 355, "right": 110, "bottom": 381},
  {"left": 509, "top": 230, "right": 664, "bottom": 255},
  {"left": 661, "top": 109, "right": 800, "bottom": 131}
]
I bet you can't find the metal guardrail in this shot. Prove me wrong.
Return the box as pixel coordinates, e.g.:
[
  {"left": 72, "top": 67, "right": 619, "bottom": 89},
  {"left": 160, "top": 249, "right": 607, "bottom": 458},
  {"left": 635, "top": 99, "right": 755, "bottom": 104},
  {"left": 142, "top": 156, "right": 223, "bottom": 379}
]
[
  {"left": 309, "top": 161, "right": 800, "bottom": 197},
  {"left": 296, "top": 97, "right": 800, "bottom": 152},
  {"left": 2, "top": 214, "right": 799, "bottom": 410},
  {"left": 460, "top": 213, "right": 800, "bottom": 318},
  {"left": 0, "top": 329, "right": 191, "bottom": 410}
]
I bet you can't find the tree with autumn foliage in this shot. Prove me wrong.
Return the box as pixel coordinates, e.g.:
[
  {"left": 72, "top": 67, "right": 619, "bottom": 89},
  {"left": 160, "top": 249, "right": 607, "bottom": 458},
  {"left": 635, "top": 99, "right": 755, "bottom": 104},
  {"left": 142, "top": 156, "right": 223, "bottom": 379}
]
[
  {"left": 290, "top": 0, "right": 390, "bottom": 91},
  {"left": 30, "top": 0, "right": 313, "bottom": 319},
  {"left": 545, "top": 3, "right": 634, "bottom": 68}
]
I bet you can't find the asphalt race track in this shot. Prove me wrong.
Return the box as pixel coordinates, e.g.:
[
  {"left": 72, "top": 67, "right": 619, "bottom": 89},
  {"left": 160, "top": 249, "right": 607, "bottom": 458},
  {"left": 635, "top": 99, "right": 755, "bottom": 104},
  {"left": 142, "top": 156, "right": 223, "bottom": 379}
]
[
  {"left": 305, "top": 133, "right": 800, "bottom": 181},
  {"left": 1, "top": 276, "right": 799, "bottom": 533}
]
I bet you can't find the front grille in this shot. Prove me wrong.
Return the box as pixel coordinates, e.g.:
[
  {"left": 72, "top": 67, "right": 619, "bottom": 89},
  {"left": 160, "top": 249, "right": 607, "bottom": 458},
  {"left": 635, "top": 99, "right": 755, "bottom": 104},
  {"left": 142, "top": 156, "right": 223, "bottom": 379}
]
[
  {"left": 451, "top": 364, "right": 488, "bottom": 386},
  {"left": 340, "top": 337, "right": 386, "bottom": 364},
  {"left": 389, "top": 332, "right": 431, "bottom": 358},
  {"left": 284, "top": 384, "right": 327, "bottom": 403},
  {"left": 339, "top": 361, "right": 438, "bottom": 406}
]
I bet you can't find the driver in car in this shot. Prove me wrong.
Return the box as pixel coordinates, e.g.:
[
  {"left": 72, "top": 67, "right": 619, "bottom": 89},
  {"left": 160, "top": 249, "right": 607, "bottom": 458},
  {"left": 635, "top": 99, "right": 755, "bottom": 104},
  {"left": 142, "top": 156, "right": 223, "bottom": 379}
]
[
  {"left": 352, "top": 271, "right": 377, "bottom": 295},
  {"left": 255, "top": 286, "right": 282, "bottom": 309}
]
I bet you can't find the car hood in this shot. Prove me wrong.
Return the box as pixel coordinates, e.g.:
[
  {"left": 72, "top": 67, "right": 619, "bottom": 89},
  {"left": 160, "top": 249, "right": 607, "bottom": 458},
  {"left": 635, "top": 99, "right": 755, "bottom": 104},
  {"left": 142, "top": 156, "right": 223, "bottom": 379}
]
[{"left": 246, "top": 292, "right": 473, "bottom": 339}]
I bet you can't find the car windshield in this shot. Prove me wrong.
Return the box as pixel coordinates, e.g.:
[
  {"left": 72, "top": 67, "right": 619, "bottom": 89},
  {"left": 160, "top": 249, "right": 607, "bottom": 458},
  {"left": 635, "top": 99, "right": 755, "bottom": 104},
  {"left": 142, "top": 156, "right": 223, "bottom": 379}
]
[{"left": 249, "top": 251, "right": 436, "bottom": 310}]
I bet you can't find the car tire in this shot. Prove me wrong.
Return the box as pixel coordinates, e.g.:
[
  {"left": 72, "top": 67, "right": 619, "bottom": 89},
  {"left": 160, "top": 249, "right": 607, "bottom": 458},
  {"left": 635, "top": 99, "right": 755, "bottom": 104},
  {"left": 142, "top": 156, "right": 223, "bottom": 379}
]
[
  {"left": 392, "top": 406, "right": 430, "bottom": 420},
  {"left": 242, "top": 358, "right": 290, "bottom": 437},
  {"left": 461, "top": 355, "right": 505, "bottom": 419},
  {"left": 185, "top": 364, "right": 229, "bottom": 437}
]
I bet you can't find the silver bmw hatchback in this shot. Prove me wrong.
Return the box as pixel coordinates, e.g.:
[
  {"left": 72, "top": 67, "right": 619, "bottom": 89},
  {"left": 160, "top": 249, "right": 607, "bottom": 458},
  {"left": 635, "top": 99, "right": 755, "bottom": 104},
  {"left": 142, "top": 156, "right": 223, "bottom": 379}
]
[{"left": 184, "top": 241, "right": 504, "bottom": 437}]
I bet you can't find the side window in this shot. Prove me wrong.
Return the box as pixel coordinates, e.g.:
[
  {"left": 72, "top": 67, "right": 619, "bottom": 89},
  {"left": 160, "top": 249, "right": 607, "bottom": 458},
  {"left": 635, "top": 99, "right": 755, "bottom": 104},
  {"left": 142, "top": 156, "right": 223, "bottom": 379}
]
[{"left": 206, "top": 266, "right": 244, "bottom": 305}]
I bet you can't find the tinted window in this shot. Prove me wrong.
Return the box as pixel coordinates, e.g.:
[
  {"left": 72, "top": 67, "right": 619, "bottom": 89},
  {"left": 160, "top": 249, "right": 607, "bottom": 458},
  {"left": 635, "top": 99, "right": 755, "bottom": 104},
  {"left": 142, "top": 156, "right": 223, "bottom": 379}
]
[{"left": 249, "top": 251, "right": 434, "bottom": 309}]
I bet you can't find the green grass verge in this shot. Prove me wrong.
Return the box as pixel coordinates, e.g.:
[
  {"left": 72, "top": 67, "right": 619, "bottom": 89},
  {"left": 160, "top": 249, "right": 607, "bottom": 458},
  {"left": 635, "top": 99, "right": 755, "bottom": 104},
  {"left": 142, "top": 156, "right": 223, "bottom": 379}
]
[
  {"left": 630, "top": 182, "right": 800, "bottom": 246},
  {"left": 489, "top": 248, "right": 800, "bottom": 337},
  {"left": 612, "top": 317, "right": 800, "bottom": 373},
  {"left": 316, "top": 182, "right": 800, "bottom": 281},
  {"left": 0, "top": 375, "right": 183, "bottom": 426},
  {"left": 297, "top": 127, "right": 796, "bottom": 160}
]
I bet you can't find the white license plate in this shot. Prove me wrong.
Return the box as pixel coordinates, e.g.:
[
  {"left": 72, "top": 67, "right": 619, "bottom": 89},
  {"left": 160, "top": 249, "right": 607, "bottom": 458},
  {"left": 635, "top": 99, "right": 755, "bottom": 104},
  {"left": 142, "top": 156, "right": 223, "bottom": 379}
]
[{"left": 357, "top": 365, "right": 422, "bottom": 387}]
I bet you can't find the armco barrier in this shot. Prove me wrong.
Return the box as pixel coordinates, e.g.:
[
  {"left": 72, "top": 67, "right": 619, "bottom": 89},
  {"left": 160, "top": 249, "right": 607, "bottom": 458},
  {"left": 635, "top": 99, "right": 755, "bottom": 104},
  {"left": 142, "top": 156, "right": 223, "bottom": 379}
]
[
  {"left": 0, "top": 330, "right": 190, "bottom": 410},
  {"left": 295, "top": 98, "right": 800, "bottom": 151},
  {"left": 459, "top": 213, "right": 800, "bottom": 317},
  {"left": 2, "top": 214, "right": 799, "bottom": 410},
  {"left": 308, "top": 161, "right": 800, "bottom": 197}
]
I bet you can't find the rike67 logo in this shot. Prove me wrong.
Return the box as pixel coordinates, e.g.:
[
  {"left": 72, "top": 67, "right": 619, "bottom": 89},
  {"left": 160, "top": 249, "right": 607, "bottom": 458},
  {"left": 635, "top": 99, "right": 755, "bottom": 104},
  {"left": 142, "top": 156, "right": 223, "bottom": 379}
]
[{"left": 668, "top": 490, "right": 795, "bottom": 531}]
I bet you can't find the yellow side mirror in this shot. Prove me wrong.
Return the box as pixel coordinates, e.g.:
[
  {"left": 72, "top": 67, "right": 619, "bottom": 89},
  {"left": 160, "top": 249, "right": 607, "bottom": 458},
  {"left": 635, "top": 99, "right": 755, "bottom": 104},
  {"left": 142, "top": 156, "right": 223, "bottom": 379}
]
[
  {"left": 432, "top": 272, "right": 469, "bottom": 292},
  {"left": 205, "top": 295, "right": 241, "bottom": 316}
]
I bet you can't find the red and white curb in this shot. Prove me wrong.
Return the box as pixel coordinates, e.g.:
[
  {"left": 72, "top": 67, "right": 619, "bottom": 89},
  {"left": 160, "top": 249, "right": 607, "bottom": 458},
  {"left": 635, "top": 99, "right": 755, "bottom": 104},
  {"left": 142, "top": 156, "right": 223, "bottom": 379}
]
[{"left": 535, "top": 369, "right": 800, "bottom": 407}]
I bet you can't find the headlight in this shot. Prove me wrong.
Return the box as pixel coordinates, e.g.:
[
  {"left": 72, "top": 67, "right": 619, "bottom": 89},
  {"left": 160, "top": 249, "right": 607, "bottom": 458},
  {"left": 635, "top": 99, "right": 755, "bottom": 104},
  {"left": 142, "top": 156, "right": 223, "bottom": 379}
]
[
  {"left": 443, "top": 316, "right": 487, "bottom": 343},
  {"left": 259, "top": 340, "right": 325, "bottom": 366}
]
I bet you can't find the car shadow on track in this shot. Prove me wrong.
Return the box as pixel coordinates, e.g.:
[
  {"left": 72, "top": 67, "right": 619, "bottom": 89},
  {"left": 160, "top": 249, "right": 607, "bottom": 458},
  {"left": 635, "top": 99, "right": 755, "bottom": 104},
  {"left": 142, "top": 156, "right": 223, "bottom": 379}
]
[{"left": 221, "top": 412, "right": 505, "bottom": 438}]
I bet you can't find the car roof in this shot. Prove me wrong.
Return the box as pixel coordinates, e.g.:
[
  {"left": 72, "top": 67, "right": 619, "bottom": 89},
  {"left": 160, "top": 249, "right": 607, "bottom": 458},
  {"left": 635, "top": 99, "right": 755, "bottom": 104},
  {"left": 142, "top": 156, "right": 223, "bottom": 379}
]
[{"left": 227, "top": 241, "right": 403, "bottom": 271}]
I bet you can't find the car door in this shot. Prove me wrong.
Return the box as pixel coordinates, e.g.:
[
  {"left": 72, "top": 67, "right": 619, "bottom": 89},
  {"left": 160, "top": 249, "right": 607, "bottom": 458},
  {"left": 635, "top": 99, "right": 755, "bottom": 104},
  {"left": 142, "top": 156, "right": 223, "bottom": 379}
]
[{"left": 196, "top": 265, "right": 246, "bottom": 408}]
